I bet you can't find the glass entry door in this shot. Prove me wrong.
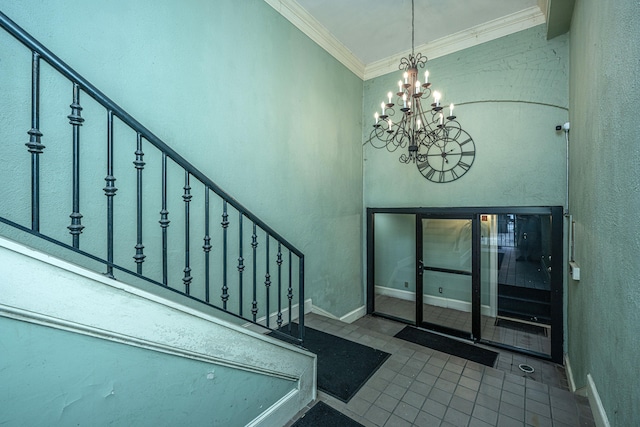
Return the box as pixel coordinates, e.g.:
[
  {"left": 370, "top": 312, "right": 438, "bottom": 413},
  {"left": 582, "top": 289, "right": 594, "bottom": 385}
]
[
  {"left": 367, "top": 207, "right": 563, "bottom": 363},
  {"left": 418, "top": 216, "right": 478, "bottom": 340},
  {"left": 479, "top": 213, "right": 554, "bottom": 357}
]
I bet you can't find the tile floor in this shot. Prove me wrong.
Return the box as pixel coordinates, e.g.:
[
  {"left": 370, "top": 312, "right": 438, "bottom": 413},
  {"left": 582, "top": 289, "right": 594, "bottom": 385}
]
[
  {"left": 286, "top": 313, "right": 594, "bottom": 427},
  {"left": 375, "top": 296, "right": 551, "bottom": 355}
]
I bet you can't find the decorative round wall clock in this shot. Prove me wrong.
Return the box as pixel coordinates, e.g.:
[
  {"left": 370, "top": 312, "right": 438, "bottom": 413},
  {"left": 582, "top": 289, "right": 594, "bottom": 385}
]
[{"left": 415, "top": 127, "right": 476, "bottom": 183}]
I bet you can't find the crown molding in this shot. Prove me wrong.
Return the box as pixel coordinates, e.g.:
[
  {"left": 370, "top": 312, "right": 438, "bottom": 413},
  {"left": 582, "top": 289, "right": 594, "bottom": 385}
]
[
  {"left": 264, "top": 0, "right": 366, "bottom": 78},
  {"left": 364, "top": 6, "right": 546, "bottom": 80},
  {"left": 264, "top": 2, "right": 546, "bottom": 82}
]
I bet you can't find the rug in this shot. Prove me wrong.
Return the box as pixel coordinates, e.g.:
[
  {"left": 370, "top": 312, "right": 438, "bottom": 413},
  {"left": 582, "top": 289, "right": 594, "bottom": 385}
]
[
  {"left": 292, "top": 401, "right": 364, "bottom": 427},
  {"left": 270, "top": 323, "right": 390, "bottom": 402},
  {"left": 394, "top": 326, "right": 499, "bottom": 367}
]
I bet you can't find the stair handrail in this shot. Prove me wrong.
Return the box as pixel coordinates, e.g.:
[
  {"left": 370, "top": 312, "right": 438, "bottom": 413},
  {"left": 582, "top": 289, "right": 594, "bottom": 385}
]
[
  {"left": 0, "top": 11, "right": 301, "bottom": 258},
  {"left": 0, "top": 10, "right": 304, "bottom": 342}
]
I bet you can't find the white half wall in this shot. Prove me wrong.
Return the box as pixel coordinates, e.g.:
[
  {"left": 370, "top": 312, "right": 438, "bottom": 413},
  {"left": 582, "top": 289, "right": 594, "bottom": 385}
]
[{"left": 0, "top": 236, "right": 316, "bottom": 426}]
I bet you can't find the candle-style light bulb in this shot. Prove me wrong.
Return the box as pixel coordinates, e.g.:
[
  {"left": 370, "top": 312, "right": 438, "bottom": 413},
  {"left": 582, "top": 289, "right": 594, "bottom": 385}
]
[
  {"left": 424, "top": 70, "right": 429, "bottom": 84},
  {"left": 449, "top": 103, "right": 454, "bottom": 116},
  {"left": 433, "top": 91, "right": 441, "bottom": 107},
  {"left": 388, "top": 92, "right": 393, "bottom": 104},
  {"left": 415, "top": 81, "right": 421, "bottom": 94},
  {"left": 404, "top": 72, "right": 408, "bottom": 84},
  {"left": 403, "top": 93, "right": 407, "bottom": 108},
  {"left": 374, "top": 112, "right": 379, "bottom": 124},
  {"left": 388, "top": 119, "right": 393, "bottom": 130},
  {"left": 398, "top": 80, "right": 402, "bottom": 93},
  {"left": 381, "top": 102, "right": 385, "bottom": 115},
  {"left": 416, "top": 119, "right": 421, "bottom": 129},
  {"left": 439, "top": 113, "right": 444, "bottom": 125}
]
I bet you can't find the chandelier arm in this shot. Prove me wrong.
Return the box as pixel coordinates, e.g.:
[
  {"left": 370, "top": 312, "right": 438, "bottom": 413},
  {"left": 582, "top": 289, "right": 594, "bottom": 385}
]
[{"left": 367, "top": 1, "right": 475, "bottom": 173}]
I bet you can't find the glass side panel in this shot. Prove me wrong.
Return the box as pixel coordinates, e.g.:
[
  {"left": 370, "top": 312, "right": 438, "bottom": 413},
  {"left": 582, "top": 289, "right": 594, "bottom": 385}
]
[
  {"left": 373, "top": 213, "right": 416, "bottom": 322},
  {"left": 421, "top": 218, "right": 472, "bottom": 335},
  {"left": 480, "top": 214, "right": 552, "bottom": 357}
]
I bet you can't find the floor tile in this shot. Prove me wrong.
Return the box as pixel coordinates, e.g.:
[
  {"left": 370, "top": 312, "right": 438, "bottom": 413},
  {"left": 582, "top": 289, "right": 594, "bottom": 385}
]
[
  {"left": 393, "top": 402, "right": 420, "bottom": 423},
  {"left": 291, "top": 313, "right": 593, "bottom": 427},
  {"left": 375, "top": 393, "right": 400, "bottom": 413}
]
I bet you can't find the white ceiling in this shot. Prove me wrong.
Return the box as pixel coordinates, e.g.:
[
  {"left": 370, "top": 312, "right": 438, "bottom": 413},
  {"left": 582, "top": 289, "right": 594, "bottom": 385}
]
[{"left": 265, "top": 0, "right": 547, "bottom": 79}]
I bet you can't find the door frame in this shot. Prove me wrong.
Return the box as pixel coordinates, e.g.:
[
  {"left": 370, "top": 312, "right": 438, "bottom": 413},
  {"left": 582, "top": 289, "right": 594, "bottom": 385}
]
[
  {"left": 366, "top": 206, "right": 564, "bottom": 364},
  {"left": 415, "top": 213, "right": 481, "bottom": 341}
]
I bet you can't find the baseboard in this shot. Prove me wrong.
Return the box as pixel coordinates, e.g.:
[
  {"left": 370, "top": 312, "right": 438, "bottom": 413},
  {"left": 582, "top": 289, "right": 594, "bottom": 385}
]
[
  {"left": 587, "top": 373, "right": 611, "bottom": 427},
  {"left": 375, "top": 285, "right": 494, "bottom": 317},
  {"left": 310, "top": 304, "right": 366, "bottom": 324},
  {"left": 563, "top": 353, "right": 579, "bottom": 393},
  {"left": 564, "top": 353, "right": 611, "bottom": 427},
  {"left": 338, "top": 305, "right": 366, "bottom": 324}
]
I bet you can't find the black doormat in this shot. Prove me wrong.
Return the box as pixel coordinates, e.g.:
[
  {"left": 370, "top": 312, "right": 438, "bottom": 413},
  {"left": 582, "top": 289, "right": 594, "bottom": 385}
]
[
  {"left": 394, "top": 326, "right": 498, "bottom": 367},
  {"left": 495, "top": 318, "right": 548, "bottom": 336},
  {"left": 292, "top": 401, "right": 364, "bottom": 427},
  {"left": 270, "top": 323, "right": 390, "bottom": 403}
]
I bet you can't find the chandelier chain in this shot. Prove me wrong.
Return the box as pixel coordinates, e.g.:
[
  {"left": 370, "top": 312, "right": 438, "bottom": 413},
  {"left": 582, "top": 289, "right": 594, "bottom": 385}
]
[{"left": 411, "top": 0, "right": 415, "bottom": 55}]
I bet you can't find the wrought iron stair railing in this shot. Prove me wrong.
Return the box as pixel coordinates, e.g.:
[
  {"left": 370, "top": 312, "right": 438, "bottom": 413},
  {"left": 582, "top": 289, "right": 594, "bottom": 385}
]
[{"left": 0, "top": 11, "right": 304, "bottom": 343}]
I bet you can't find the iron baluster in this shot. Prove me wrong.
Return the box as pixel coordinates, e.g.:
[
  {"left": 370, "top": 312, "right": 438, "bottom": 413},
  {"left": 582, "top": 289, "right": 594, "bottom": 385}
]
[
  {"left": 276, "top": 243, "right": 283, "bottom": 328},
  {"left": 104, "top": 110, "right": 117, "bottom": 278},
  {"left": 67, "top": 82, "right": 84, "bottom": 247},
  {"left": 221, "top": 201, "right": 229, "bottom": 309},
  {"left": 26, "top": 51, "right": 44, "bottom": 232},
  {"left": 237, "top": 213, "right": 244, "bottom": 316},
  {"left": 183, "top": 171, "right": 192, "bottom": 294},
  {"left": 288, "top": 250, "right": 293, "bottom": 332},
  {"left": 251, "top": 222, "right": 258, "bottom": 321},
  {"left": 298, "top": 255, "right": 305, "bottom": 342},
  {"left": 203, "top": 188, "right": 211, "bottom": 303},
  {"left": 264, "top": 233, "right": 271, "bottom": 328},
  {"left": 133, "top": 132, "right": 146, "bottom": 273},
  {"left": 0, "top": 11, "right": 306, "bottom": 342},
  {"left": 159, "top": 153, "right": 170, "bottom": 285}
]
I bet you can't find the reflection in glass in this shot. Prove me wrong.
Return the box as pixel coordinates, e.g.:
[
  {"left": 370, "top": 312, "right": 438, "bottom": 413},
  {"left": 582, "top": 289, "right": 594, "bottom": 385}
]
[
  {"left": 373, "top": 214, "right": 415, "bottom": 322},
  {"left": 421, "top": 218, "right": 472, "bottom": 335},
  {"left": 480, "top": 214, "right": 552, "bottom": 357}
]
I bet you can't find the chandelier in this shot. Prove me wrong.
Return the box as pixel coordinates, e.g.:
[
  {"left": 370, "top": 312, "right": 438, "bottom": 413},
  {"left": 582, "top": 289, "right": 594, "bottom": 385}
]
[{"left": 367, "top": 0, "right": 476, "bottom": 183}]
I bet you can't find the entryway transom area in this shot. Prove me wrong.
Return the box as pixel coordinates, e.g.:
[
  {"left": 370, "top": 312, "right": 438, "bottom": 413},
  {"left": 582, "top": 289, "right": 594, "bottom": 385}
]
[{"left": 366, "top": 207, "right": 563, "bottom": 364}]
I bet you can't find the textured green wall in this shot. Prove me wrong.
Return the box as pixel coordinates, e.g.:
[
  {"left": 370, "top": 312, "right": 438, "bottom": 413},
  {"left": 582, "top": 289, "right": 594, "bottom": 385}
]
[
  {"left": 0, "top": 316, "right": 295, "bottom": 425},
  {"left": 363, "top": 25, "right": 569, "bottom": 208},
  {"left": 568, "top": 0, "right": 640, "bottom": 424},
  {"left": 0, "top": 0, "right": 364, "bottom": 317}
]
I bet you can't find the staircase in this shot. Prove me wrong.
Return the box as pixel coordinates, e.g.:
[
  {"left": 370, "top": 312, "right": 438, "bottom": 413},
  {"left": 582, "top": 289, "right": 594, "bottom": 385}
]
[
  {"left": 0, "top": 10, "right": 304, "bottom": 342},
  {"left": 0, "top": 10, "right": 312, "bottom": 425}
]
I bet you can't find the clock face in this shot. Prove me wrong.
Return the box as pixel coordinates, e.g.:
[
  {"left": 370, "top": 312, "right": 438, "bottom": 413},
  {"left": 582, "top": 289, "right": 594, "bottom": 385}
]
[{"left": 416, "top": 127, "right": 475, "bottom": 183}]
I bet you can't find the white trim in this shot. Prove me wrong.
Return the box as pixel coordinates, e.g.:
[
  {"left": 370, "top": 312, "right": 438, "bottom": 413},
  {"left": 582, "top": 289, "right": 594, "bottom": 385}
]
[
  {"left": 262, "top": 0, "right": 365, "bottom": 78},
  {"left": 364, "top": 6, "right": 546, "bottom": 80},
  {"left": 0, "top": 236, "right": 316, "bottom": 425},
  {"left": 1, "top": 304, "right": 297, "bottom": 381},
  {"left": 587, "top": 374, "right": 611, "bottom": 427},
  {"left": 339, "top": 305, "right": 366, "bottom": 324},
  {"left": 564, "top": 353, "right": 579, "bottom": 393},
  {"left": 310, "top": 304, "right": 338, "bottom": 319},
  {"left": 310, "top": 304, "right": 366, "bottom": 324},
  {"left": 263, "top": 1, "right": 545, "bottom": 82},
  {"left": 375, "top": 286, "right": 493, "bottom": 317},
  {"left": 375, "top": 286, "right": 414, "bottom": 302},
  {"left": 246, "top": 389, "right": 299, "bottom": 427}
]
